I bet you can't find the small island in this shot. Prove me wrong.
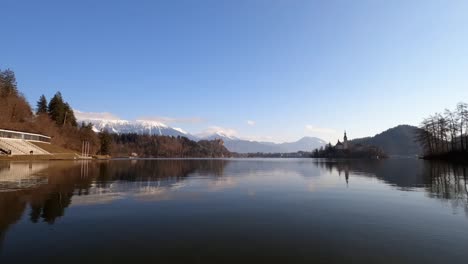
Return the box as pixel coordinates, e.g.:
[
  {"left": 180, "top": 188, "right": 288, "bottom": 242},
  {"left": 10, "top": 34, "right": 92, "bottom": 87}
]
[{"left": 311, "top": 131, "right": 387, "bottom": 159}]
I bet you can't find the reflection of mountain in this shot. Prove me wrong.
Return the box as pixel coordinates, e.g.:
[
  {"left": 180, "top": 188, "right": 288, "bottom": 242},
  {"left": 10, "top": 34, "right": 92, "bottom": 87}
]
[
  {"left": 2, "top": 158, "right": 468, "bottom": 250},
  {"left": 0, "top": 159, "right": 230, "bottom": 244},
  {"left": 314, "top": 159, "right": 430, "bottom": 189},
  {"left": 315, "top": 159, "right": 468, "bottom": 215}
]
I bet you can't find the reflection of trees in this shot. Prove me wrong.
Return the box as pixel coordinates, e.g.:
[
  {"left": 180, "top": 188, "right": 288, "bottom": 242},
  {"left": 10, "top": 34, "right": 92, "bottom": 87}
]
[
  {"left": 30, "top": 192, "right": 74, "bottom": 224},
  {"left": 0, "top": 190, "right": 28, "bottom": 250},
  {"left": 314, "top": 159, "right": 468, "bottom": 215},
  {"left": 424, "top": 162, "right": 468, "bottom": 216},
  {"left": 0, "top": 159, "right": 230, "bottom": 241}
]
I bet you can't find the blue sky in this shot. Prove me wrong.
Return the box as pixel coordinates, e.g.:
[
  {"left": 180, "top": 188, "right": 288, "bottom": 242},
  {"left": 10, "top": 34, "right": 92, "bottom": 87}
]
[{"left": 2, "top": 0, "right": 468, "bottom": 142}]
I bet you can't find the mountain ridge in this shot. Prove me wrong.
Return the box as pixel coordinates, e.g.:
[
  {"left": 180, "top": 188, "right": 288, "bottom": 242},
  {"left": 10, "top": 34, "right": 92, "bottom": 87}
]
[
  {"left": 80, "top": 119, "right": 421, "bottom": 155},
  {"left": 350, "top": 125, "right": 423, "bottom": 156},
  {"left": 78, "top": 118, "right": 327, "bottom": 153},
  {"left": 79, "top": 119, "right": 198, "bottom": 140},
  {"left": 207, "top": 134, "right": 327, "bottom": 153}
]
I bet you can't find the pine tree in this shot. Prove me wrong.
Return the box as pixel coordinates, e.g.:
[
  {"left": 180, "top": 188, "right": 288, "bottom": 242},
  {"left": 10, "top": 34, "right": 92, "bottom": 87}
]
[
  {"left": 0, "top": 69, "right": 18, "bottom": 97},
  {"left": 48, "top": 92, "right": 66, "bottom": 125},
  {"left": 99, "top": 130, "right": 112, "bottom": 155},
  {"left": 36, "top": 95, "right": 48, "bottom": 114},
  {"left": 47, "top": 92, "right": 77, "bottom": 127},
  {"left": 63, "top": 102, "right": 77, "bottom": 127}
]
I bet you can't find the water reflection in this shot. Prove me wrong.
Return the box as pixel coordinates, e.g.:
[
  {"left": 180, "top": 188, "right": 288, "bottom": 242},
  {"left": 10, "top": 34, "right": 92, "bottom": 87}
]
[
  {"left": 314, "top": 159, "right": 468, "bottom": 216},
  {"left": 314, "top": 159, "right": 430, "bottom": 189},
  {"left": 1, "top": 158, "right": 468, "bottom": 262},
  {"left": 0, "top": 159, "right": 229, "bottom": 248}
]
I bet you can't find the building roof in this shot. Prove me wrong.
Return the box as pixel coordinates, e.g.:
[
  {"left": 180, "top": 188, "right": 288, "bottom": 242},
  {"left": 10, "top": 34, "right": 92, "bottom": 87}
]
[{"left": 0, "top": 129, "right": 50, "bottom": 139}]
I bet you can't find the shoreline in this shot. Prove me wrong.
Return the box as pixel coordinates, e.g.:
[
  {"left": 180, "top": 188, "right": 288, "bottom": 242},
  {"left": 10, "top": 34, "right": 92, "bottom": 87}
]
[
  {"left": 420, "top": 153, "right": 468, "bottom": 164},
  {"left": 0, "top": 154, "right": 110, "bottom": 161}
]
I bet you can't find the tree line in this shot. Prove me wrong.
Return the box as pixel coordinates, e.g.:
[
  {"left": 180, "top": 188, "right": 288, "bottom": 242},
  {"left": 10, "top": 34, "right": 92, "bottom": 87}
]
[
  {"left": 111, "top": 133, "right": 231, "bottom": 158},
  {"left": 1, "top": 68, "right": 107, "bottom": 154},
  {"left": 1, "top": 68, "right": 231, "bottom": 157},
  {"left": 417, "top": 102, "right": 468, "bottom": 158}
]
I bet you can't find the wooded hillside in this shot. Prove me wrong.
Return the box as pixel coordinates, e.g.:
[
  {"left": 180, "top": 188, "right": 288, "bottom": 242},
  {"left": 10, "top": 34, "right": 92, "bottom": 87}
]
[{"left": 0, "top": 68, "right": 231, "bottom": 158}]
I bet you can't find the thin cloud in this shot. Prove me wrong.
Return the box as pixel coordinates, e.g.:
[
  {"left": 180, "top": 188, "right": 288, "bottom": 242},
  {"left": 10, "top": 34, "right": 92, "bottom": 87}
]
[
  {"left": 305, "top": 125, "right": 340, "bottom": 142},
  {"left": 243, "top": 135, "right": 278, "bottom": 143},
  {"left": 197, "top": 126, "right": 238, "bottom": 138},
  {"left": 137, "top": 116, "right": 204, "bottom": 124},
  {"left": 246, "top": 120, "right": 256, "bottom": 126},
  {"left": 74, "top": 110, "right": 121, "bottom": 121},
  {"left": 305, "top": 125, "right": 337, "bottom": 134}
]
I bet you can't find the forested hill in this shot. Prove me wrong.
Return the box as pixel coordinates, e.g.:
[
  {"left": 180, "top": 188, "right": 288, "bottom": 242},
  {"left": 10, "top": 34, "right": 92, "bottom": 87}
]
[
  {"left": 0, "top": 68, "right": 231, "bottom": 158},
  {"left": 111, "top": 134, "right": 232, "bottom": 158},
  {"left": 350, "top": 125, "right": 423, "bottom": 156}
]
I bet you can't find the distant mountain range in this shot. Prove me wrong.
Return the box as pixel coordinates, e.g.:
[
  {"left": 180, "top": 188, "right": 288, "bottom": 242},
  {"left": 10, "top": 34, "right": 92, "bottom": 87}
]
[
  {"left": 80, "top": 119, "right": 327, "bottom": 153},
  {"left": 80, "top": 119, "right": 421, "bottom": 155},
  {"left": 350, "top": 125, "right": 423, "bottom": 156},
  {"left": 210, "top": 134, "right": 327, "bottom": 153}
]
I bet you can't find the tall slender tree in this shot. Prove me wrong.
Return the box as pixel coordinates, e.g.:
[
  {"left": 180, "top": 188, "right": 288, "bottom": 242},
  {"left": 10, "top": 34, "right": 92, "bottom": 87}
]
[
  {"left": 48, "top": 92, "right": 65, "bottom": 124},
  {"left": 63, "top": 102, "right": 77, "bottom": 127},
  {"left": 99, "top": 130, "right": 112, "bottom": 155},
  {"left": 36, "top": 94, "right": 48, "bottom": 115},
  {"left": 445, "top": 108, "right": 459, "bottom": 152},
  {"left": 457, "top": 102, "right": 468, "bottom": 151}
]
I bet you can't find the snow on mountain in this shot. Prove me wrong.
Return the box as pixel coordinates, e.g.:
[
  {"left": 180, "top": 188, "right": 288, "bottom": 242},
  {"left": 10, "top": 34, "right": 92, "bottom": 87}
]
[
  {"left": 79, "top": 118, "right": 197, "bottom": 140},
  {"left": 201, "top": 131, "right": 239, "bottom": 141},
  {"left": 80, "top": 118, "right": 326, "bottom": 153},
  {"left": 173, "top": 127, "right": 188, "bottom": 134}
]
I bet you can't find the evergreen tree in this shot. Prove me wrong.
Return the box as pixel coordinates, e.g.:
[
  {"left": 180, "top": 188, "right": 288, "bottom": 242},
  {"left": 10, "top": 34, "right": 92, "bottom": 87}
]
[
  {"left": 48, "top": 92, "right": 65, "bottom": 124},
  {"left": 47, "top": 92, "right": 78, "bottom": 127},
  {"left": 99, "top": 130, "right": 112, "bottom": 155},
  {"left": 36, "top": 94, "right": 48, "bottom": 114},
  {"left": 63, "top": 103, "right": 77, "bottom": 127},
  {"left": 0, "top": 69, "right": 18, "bottom": 97}
]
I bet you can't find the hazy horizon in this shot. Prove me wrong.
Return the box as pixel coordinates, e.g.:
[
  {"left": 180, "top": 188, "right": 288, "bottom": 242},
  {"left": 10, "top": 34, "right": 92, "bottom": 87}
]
[{"left": 2, "top": 0, "right": 468, "bottom": 143}]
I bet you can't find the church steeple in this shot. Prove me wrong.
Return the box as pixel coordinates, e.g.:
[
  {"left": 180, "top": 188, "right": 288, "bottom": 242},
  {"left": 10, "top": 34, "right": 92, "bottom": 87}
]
[{"left": 343, "top": 130, "right": 348, "bottom": 149}]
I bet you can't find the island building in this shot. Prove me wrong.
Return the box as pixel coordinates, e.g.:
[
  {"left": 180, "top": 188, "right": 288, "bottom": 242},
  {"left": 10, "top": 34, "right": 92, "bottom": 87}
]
[{"left": 335, "top": 131, "right": 348, "bottom": 150}]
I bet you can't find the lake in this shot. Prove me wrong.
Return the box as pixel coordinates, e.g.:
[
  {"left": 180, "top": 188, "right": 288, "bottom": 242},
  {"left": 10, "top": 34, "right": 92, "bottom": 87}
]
[{"left": 1, "top": 158, "right": 467, "bottom": 263}]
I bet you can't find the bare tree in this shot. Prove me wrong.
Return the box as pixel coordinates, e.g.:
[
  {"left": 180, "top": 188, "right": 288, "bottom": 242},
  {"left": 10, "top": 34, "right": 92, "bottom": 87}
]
[
  {"left": 457, "top": 102, "right": 468, "bottom": 152},
  {"left": 445, "top": 108, "right": 459, "bottom": 152}
]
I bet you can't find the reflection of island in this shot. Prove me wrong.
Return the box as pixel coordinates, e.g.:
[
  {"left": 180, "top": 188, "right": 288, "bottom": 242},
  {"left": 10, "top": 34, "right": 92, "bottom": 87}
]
[
  {"left": 315, "top": 159, "right": 468, "bottom": 216},
  {"left": 0, "top": 159, "right": 230, "bottom": 247}
]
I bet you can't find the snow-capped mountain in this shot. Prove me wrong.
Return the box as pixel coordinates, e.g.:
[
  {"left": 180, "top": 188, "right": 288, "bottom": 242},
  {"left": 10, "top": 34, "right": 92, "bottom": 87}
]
[
  {"left": 200, "top": 132, "right": 239, "bottom": 141},
  {"left": 79, "top": 119, "right": 197, "bottom": 140},
  {"left": 80, "top": 119, "right": 326, "bottom": 153}
]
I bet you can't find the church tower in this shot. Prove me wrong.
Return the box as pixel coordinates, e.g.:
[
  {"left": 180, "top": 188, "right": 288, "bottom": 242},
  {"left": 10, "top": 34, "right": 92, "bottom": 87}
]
[{"left": 343, "top": 131, "right": 348, "bottom": 150}]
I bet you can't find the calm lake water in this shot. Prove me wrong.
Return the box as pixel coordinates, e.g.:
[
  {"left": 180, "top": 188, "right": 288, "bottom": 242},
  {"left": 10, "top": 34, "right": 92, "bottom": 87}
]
[{"left": 1, "top": 158, "right": 467, "bottom": 263}]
